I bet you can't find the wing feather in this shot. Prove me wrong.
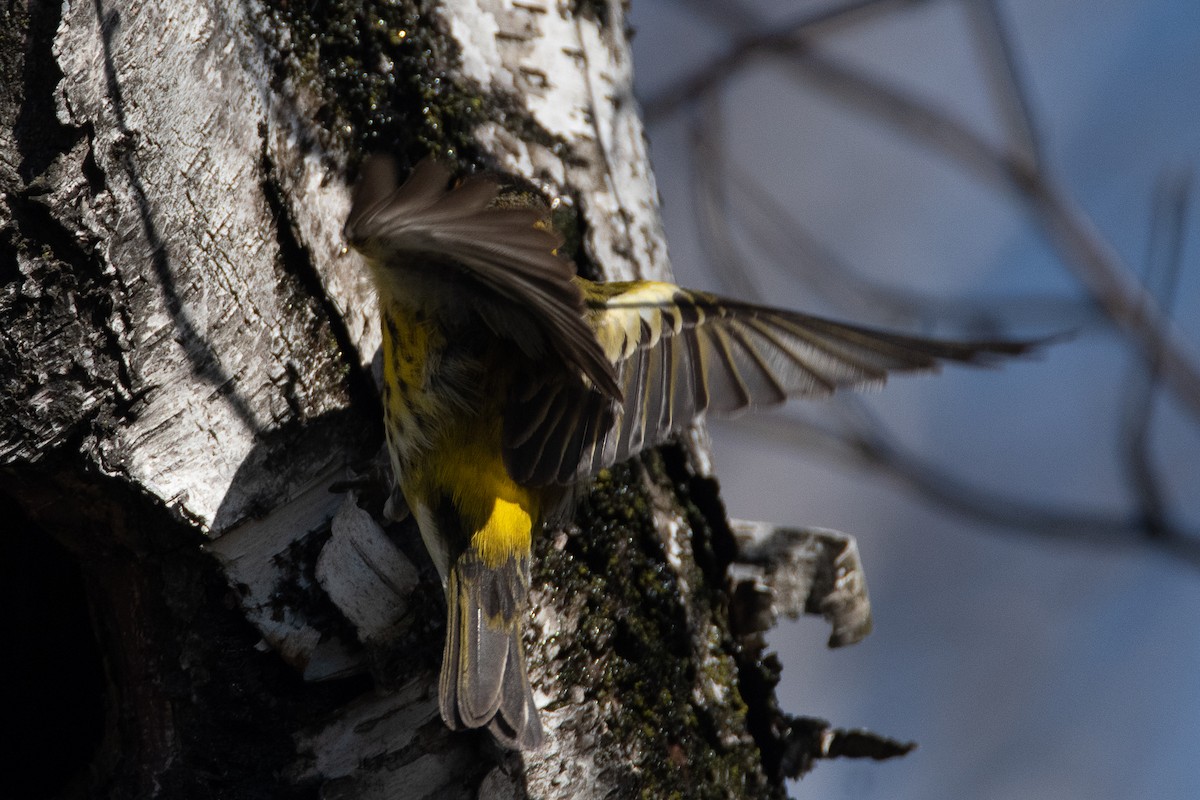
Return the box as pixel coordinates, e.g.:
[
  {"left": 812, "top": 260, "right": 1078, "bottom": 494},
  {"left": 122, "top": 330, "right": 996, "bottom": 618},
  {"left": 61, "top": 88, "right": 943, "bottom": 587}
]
[
  {"left": 505, "top": 283, "right": 1035, "bottom": 486},
  {"left": 346, "top": 156, "right": 620, "bottom": 398}
]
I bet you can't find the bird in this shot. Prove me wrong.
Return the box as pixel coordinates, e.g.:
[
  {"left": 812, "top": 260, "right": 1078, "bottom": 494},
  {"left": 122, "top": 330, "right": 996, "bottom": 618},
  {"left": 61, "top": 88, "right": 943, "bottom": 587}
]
[{"left": 343, "top": 154, "right": 1033, "bottom": 750}]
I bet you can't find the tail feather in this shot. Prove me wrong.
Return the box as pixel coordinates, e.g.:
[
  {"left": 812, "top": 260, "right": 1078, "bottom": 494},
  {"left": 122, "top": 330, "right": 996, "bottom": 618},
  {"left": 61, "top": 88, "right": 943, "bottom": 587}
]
[{"left": 441, "top": 553, "right": 545, "bottom": 750}]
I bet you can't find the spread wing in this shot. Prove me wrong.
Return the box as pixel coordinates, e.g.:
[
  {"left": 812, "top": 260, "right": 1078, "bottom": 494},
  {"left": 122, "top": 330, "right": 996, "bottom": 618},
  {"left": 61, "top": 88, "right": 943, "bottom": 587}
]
[
  {"left": 504, "top": 281, "right": 1034, "bottom": 486},
  {"left": 345, "top": 155, "right": 620, "bottom": 398}
]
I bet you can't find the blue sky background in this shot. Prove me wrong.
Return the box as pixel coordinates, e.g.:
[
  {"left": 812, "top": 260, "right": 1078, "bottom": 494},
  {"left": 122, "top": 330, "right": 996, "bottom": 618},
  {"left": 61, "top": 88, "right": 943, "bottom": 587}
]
[{"left": 628, "top": 1, "right": 1200, "bottom": 797}]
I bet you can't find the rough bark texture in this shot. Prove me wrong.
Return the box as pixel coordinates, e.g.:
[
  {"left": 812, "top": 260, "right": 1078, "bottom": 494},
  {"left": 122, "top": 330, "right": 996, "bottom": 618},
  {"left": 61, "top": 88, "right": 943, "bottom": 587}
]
[{"left": 1, "top": 1, "right": 890, "bottom": 797}]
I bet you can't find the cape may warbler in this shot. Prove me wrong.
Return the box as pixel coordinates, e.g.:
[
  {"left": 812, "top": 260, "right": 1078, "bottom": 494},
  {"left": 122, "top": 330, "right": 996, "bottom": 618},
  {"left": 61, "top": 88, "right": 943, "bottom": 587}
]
[{"left": 344, "top": 156, "right": 1030, "bottom": 749}]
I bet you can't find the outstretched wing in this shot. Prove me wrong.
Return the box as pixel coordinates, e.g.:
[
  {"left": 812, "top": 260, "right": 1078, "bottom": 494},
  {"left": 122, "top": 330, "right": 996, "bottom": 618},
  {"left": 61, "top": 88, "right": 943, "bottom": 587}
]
[
  {"left": 345, "top": 156, "right": 620, "bottom": 398},
  {"left": 504, "top": 281, "right": 1034, "bottom": 486}
]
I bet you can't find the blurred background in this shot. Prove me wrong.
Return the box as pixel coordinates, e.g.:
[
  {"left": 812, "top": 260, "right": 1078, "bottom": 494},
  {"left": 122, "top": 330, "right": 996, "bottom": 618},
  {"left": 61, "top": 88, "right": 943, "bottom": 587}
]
[{"left": 628, "top": 1, "right": 1200, "bottom": 797}]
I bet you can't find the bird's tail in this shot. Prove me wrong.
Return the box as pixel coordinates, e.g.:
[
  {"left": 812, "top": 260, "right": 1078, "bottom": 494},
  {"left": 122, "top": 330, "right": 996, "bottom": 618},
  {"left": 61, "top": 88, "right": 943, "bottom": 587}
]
[{"left": 440, "top": 551, "right": 544, "bottom": 750}]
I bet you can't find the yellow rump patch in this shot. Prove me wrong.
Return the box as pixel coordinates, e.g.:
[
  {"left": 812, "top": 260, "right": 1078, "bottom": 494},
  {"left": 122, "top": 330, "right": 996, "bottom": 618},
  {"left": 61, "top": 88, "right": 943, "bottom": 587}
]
[
  {"left": 471, "top": 497, "right": 534, "bottom": 568},
  {"left": 424, "top": 413, "right": 541, "bottom": 570}
]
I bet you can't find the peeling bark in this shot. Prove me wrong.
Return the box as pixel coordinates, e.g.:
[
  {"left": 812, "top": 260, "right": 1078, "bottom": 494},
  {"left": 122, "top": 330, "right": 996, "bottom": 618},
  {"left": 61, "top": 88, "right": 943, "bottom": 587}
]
[{"left": 1, "top": 1, "right": 894, "bottom": 796}]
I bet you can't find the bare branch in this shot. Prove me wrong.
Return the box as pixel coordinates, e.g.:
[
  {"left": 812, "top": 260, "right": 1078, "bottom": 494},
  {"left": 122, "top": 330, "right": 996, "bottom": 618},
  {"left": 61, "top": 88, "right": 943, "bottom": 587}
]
[
  {"left": 648, "top": 7, "right": 1200, "bottom": 418},
  {"left": 1120, "top": 170, "right": 1192, "bottom": 538},
  {"left": 647, "top": 0, "right": 928, "bottom": 122},
  {"left": 680, "top": 0, "right": 923, "bottom": 37},
  {"left": 720, "top": 155, "right": 1099, "bottom": 334},
  {"left": 686, "top": 97, "right": 772, "bottom": 301},
  {"left": 724, "top": 405, "right": 1200, "bottom": 569},
  {"left": 754, "top": 41, "right": 1200, "bottom": 420},
  {"left": 963, "top": 0, "right": 1042, "bottom": 168}
]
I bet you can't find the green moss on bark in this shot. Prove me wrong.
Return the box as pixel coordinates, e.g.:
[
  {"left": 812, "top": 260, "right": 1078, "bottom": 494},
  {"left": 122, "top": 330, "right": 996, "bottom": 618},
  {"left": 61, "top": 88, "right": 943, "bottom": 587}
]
[
  {"left": 256, "top": 0, "right": 566, "bottom": 171},
  {"left": 257, "top": 1, "right": 466, "bottom": 160},
  {"left": 535, "top": 457, "right": 778, "bottom": 799}
]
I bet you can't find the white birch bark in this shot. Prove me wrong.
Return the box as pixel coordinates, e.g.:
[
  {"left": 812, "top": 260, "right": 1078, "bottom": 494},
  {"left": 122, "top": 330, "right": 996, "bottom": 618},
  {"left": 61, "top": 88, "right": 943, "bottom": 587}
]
[{"left": 0, "top": 0, "right": 881, "bottom": 795}]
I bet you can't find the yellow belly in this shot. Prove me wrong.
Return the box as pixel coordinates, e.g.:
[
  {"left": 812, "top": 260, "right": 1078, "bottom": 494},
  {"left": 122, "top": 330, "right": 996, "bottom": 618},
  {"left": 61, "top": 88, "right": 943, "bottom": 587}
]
[
  {"left": 424, "top": 416, "right": 538, "bottom": 569},
  {"left": 380, "top": 304, "right": 540, "bottom": 575}
]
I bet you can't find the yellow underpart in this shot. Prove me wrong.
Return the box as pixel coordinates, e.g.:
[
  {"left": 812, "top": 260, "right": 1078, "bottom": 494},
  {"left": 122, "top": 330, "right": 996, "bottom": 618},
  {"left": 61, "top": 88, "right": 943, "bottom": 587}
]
[
  {"left": 387, "top": 349, "right": 539, "bottom": 570},
  {"left": 432, "top": 423, "right": 539, "bottom": 569},
  {"left": 381, "top": 305, "right": 437, "bottom": 396},
  {"left": 378, "top": 296, "right": 539, "bottom": 570}
]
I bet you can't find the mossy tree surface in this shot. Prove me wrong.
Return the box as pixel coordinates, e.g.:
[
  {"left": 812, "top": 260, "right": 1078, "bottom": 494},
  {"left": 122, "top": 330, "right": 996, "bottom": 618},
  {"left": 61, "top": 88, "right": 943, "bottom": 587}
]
[{"left": 0, "top": 0, "right": 836, "bottom": 796}]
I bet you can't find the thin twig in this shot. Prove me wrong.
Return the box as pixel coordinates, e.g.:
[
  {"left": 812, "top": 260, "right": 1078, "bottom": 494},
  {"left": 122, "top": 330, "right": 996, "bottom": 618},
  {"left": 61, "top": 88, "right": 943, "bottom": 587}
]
[
  {"left": 646, "top": 0, "right": 925, "bottom": 122},
  {"left": 1120, "top": 170, "right": 1191, "bottom": 538},
  {"left": 724, "top": 407, "right": 1200, "bottom": 569},
  {"left": 647, "top": 11, "right": 1200, "bottom": 418},
  {"left": 680, "top": 0, "right": 920, "bottom": 38},
  {"left": 768, "top": 40, "right": 1200, "bottom": 419},
  {"left": 687, "top": 95, "right": 766, "bottom": 300},
  {"left": 652, "top": 0, "right": 1199, "bottom": 561},
  {"left": 721, "top": 158, "right": 1099, "bottom": 334},
  {"left": 962, "top": 0, "right": 1042, "bottom": 169}
]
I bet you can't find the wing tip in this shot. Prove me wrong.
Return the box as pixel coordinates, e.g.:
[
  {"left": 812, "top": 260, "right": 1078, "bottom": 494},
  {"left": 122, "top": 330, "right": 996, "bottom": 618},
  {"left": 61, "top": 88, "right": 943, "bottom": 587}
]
[{"left": 938, "top": 331, "right": 1059, "bottom": 367}]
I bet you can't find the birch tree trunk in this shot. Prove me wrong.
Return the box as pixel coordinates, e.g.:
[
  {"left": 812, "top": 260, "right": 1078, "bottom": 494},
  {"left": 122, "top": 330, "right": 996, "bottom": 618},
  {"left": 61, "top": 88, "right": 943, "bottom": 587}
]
[{"left": 1, "top": 1, "right": 885, "bottom": 797}]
